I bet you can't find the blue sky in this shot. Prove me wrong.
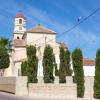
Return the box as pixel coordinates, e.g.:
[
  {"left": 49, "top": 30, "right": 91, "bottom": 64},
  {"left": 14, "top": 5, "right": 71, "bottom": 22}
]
[{"left": 0, "top": 0, "right": 100, "bottom": 59}]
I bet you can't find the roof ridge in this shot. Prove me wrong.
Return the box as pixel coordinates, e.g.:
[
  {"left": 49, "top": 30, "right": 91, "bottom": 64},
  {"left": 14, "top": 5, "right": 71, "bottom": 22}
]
[{"left": 27, "top": 24, "right": 56, "bottom": 34}]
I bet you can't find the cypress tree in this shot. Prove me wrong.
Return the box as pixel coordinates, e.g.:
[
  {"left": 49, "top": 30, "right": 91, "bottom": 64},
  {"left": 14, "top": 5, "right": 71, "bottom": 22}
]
[
  {"left": 72, "top": 48, "right": 84, "bottom": 97},
  {"left": 43, "top": 45, "right": 54, "bottom": 83},
  {"left": 59, "top": 46, "right": 66, "bottom": 83},
  {"left": 94, "top": 49, "right": 100, "bottom": 98},
  {"left": 26, "top": 45, "right": 38, "bottom": 83},
  {"left": 21, "top": 61, "right": 27, "bottom": 76},
  {"left": 65, "top": 49, "right": 72, "bottom": 76}
]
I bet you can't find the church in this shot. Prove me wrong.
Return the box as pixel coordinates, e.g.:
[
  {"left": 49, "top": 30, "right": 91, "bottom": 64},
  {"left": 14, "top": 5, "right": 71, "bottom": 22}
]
[{"left": 2, "top": 12, "right": 95, "bottom": 77}]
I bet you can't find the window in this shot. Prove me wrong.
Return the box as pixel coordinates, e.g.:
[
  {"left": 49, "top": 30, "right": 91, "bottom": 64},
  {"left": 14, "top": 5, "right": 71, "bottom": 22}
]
[
  {"left": 19, "top": 19, "right": 22, "bottom": 24},
  {"left": 19, "top": 27, "right": 22, "bottom": 30}
]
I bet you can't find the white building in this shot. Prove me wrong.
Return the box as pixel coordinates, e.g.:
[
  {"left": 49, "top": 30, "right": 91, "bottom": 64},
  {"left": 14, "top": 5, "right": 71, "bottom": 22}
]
[{"left": 3, "top": 12, "right": 95, "bottom": 77}]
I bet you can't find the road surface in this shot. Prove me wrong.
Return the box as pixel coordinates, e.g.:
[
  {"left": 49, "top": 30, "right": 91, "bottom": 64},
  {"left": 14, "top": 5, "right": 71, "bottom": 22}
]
[{"left": 0, "top": 92, "right": 33, "bottom": 100}]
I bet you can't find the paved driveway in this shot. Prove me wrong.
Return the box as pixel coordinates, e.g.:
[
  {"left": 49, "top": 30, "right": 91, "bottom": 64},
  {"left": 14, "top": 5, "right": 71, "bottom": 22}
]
[{"left": 0, "top": 92, "right": 32, "bottom": 100}]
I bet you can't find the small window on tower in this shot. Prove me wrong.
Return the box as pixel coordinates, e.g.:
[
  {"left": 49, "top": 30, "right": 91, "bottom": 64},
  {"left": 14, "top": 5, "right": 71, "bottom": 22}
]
[
  {"left": 19, "top": 19, "right": 22, "bottom": 24},
  {"left": 19, "top": 27, "right": 22, "bottom": 30}
]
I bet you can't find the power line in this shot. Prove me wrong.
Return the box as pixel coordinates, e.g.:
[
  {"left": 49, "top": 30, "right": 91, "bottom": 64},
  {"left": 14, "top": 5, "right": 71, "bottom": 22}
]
[
  {"left": 36, "top": 7, "right": 100, "bottom": 47},
  {"left": 15, "top": 7, "right": 100, "bottom": 51}
]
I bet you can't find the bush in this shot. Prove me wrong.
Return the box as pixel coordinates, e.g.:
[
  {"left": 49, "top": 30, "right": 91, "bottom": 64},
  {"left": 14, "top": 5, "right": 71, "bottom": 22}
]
[
  {"left": 21, "top": 61, "right": 27, "bottom": 76},
  {"left": 72, "top": 48, "right": 84, "bottom": 97},
  {"left": 94, "top": 49, "right": 100, "bottom": 98},
  {"left": 26, "top": 45, "right": 38, "bottom": 83},
  {"left": 43, "top": 45, "right": 54, "bottom": 83}
]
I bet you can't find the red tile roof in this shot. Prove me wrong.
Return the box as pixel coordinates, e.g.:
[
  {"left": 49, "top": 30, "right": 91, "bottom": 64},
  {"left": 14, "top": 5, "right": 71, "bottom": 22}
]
[
  {"left": 15, "top": 12, "right": 26, "bottom": 19},
  {"left": 83, "top": 58, "right": 95, "bottom": 66}
]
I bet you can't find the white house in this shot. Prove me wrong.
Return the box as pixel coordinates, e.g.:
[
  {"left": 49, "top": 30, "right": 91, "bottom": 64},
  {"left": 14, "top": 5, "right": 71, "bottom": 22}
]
[{"left": 3, "top": 12, "right": 95, "bottom": 77}]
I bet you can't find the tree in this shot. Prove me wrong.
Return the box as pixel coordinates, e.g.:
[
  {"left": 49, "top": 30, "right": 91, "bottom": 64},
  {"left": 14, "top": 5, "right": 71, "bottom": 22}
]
[
  {"left": 65, "top": 49, "right": 72, "bottom": 76},
  {"left": 59, "top": 46, "right": 66, "bottom": 83},
  {"left": 0, "top": 37, "right": 12, "bottom": 69},
  {"left": 72, "top": 48, "right": 84, "bottom": 97},
  {"left": 0, "top": 47, "right": 10, "bottom": 69},
  {"left": 94, "top": 49, "right": 100, "bottom": 98},
  {"left": 21, "top": 61, "right": 27, "bottom": 76},
  {"left": 26, "top": 45, "right": 38, "bottom": 83},
  {"left": 0, "top": 37, "right": 12, "bottom": 53},
  {"left": 43, "top": 45, "right": 54, "bottom": 83}
]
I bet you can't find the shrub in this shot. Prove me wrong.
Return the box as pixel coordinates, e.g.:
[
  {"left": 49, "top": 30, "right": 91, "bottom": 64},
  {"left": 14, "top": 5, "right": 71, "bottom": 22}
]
[
  {"left": 94, "top": 49, "right": 100, "bottom": 98},
  {"left": 72, "top": 48, "right": 84, "bottom": 97},
  {"left": 43, "top": 45, "right": 54, "bottom": 83}
]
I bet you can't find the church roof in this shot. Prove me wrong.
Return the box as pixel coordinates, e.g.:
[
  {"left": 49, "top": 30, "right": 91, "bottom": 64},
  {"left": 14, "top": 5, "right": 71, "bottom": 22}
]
[
  {"left": 14, "top": 39, "right": 26, "bottom": 47},
  {"left": 56, "top": 41, "right": 68, "bottom": 49},
  {"left": 83, "top": 58, "right": 95, "bottom": 66},
  {"left": 15, "top": 12, "right": 26, "bottom": 19},
  {"left": 27, "top": 24, "right": 56, "bottom": 34}
]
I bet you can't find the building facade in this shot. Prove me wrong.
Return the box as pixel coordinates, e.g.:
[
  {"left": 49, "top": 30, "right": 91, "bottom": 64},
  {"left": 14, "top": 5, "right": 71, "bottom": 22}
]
[{"left": 3, "top": 12, "right": 95, "bottom": 77}]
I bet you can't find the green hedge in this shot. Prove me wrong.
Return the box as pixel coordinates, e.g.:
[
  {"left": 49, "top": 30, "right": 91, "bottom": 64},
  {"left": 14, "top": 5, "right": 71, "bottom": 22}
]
[
  {"left": 72, "top": 48, "right": 84, "bottom": 97},
  {"left": 94, "top": 49, "right": 100, "bottom": 98},
  {"left": 26, "top": 45, "right": 38, "bottom": 83},
  {"left": 43, "top": 45, "right": 54, "bottom": 83}
]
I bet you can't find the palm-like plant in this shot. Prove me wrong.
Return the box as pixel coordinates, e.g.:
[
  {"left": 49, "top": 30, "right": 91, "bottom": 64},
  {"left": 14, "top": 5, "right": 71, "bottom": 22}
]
[
  {"left": 0, "top": 37, "right": 13, "bottom": 53},
  {"left": 0, "top": 37, "right": 12, "bottom": 72}
]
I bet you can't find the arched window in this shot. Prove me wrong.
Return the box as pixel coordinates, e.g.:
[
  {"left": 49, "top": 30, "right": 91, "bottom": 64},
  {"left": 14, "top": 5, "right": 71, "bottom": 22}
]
[{"left": 19, "top": 19, "right": 22, "bottom": 24}]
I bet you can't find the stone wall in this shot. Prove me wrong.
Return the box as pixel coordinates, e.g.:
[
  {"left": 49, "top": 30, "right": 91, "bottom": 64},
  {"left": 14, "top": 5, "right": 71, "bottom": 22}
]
[
  {"left": 84, "top": 76, "right": 94, "bottom": 99},
  {"left": 28, "top": 83, "right": 77, "bottom": 99},
  {"left": 0, "top": 76, "right": 28, "bottom": 96}
]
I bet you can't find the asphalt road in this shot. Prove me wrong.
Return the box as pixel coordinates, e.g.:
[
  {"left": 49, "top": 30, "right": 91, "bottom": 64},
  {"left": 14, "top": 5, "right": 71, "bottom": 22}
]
[
  {"left": 0, "top": 92, "right": 93, "bottom": 100},
  {"left": 0, "top": 92, "right": 33, "bottom": 100}
]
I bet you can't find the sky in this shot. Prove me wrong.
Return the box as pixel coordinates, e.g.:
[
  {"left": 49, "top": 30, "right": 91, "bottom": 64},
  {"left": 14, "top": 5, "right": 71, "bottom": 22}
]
[{"left": 0, "top": 0, "right": 100, "bottom": 59}]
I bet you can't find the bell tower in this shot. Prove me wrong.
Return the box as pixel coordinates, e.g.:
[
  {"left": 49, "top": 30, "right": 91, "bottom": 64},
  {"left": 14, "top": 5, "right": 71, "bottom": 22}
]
[{"left": 14, "top": 12, "right": 26, "bottom": 40}]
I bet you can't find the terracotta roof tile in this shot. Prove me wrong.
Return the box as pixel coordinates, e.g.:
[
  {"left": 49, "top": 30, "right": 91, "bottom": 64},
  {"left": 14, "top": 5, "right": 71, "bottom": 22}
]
[
  {"left": 15, "top": 12, "right": 26, "bottom": 19},
  {"left": 27, "top": 24, "right": 56, "bottom": 34},
  {"left": 83, "top": 58, "right": 95, "bottom": 66},
  {"left": 14, "top": 39, "right": 26, "bottom": 47}
]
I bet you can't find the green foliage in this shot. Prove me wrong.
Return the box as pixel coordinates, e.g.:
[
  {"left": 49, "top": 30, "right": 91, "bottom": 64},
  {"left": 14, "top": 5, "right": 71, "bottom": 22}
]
[
  {"left": 72, "top": 48, "right": 84, "bottom": 98},
  {"left": 21, "top": 61, "right": 27, "bottom": 76},
  {"left": 94, "top": 49, "right": 100, "bottom": 98},
  {"left": 65, "top": 50, "right": 72, "bottom": 76},
  {"left": 0, "top": 47, "right": 10, "bottom": 69},
  {"left": 0, "top": 37, "right": 12, "bottom": 53},
  {"left": 59, "top": 46, "right": 66, "bottom": 83},
  {"left": 43, "top": 45, "right": 54, "bottom": 83},
  {"left": 0, "top": 37, "right": 12, "bottom": 69},
  {"left": 26, "top": 45, "right": 38, "bottom": 83}
]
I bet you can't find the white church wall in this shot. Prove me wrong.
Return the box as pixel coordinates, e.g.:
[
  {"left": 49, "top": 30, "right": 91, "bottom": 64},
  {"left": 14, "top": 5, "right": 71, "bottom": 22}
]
[
  {"left": 26, "top": 33, "right": 56, "bottom": 46},
  {"left": 14, "top": 61, "right": 22, "bottom": 76},
  {"left": 83, "top": 66, "right": 95, "bottom": 76},
  {"left": 14, "top": 47, "right": 27, "bottom": 61},
  {"left": 4, "top": 56, "right": 14, "bottom": 76}
]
